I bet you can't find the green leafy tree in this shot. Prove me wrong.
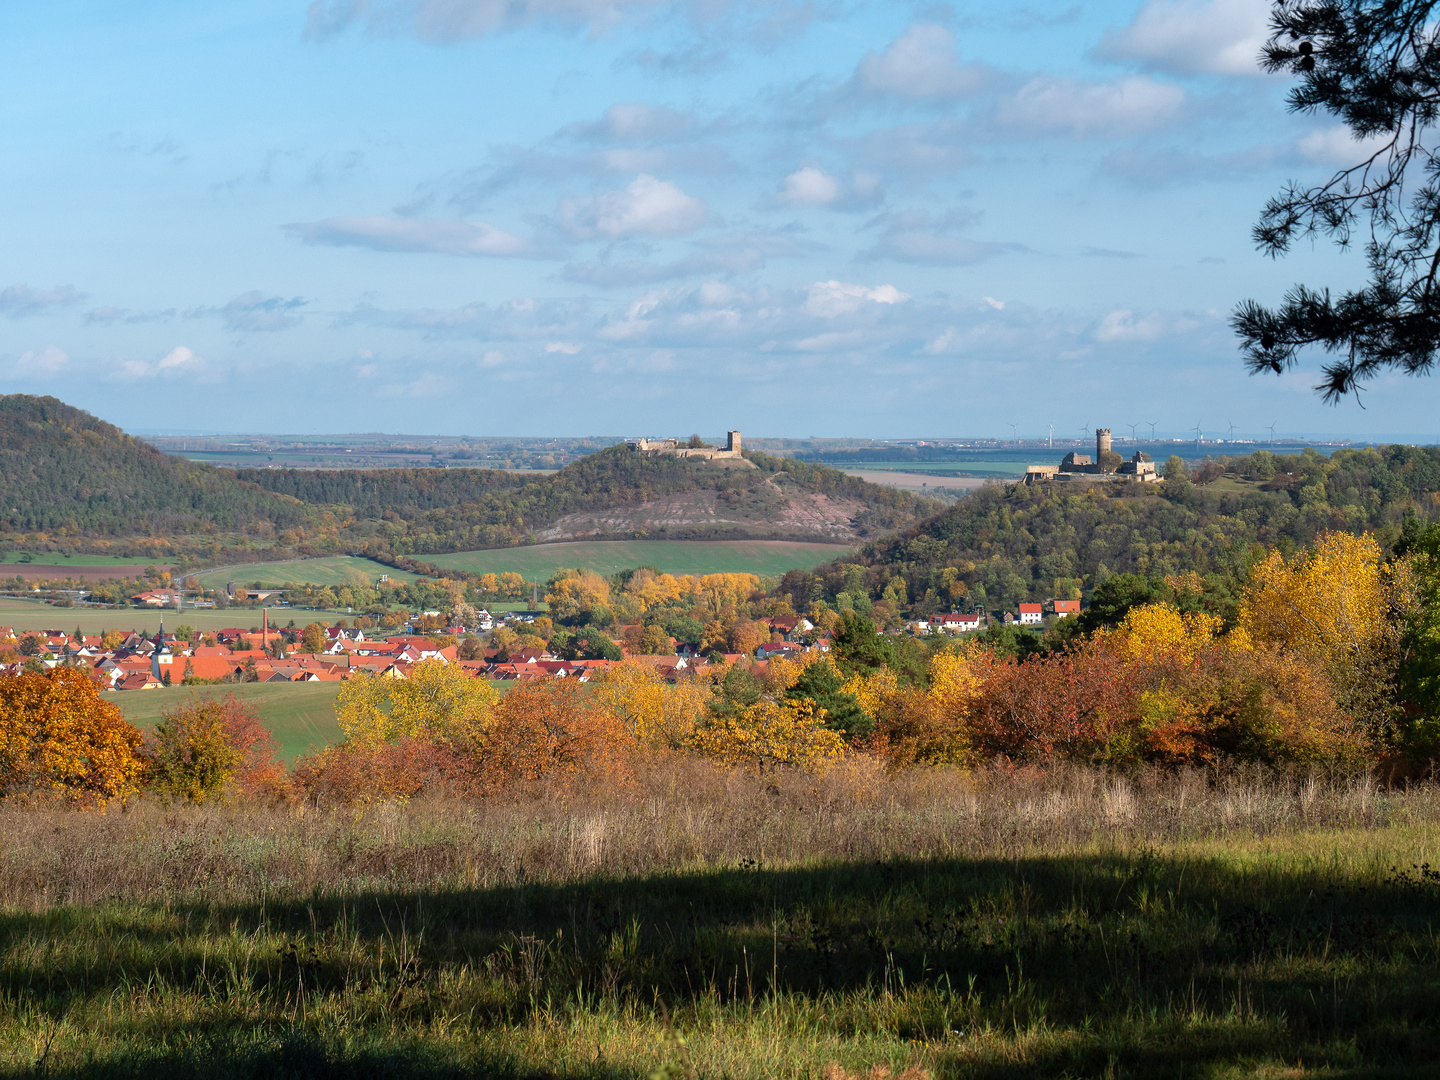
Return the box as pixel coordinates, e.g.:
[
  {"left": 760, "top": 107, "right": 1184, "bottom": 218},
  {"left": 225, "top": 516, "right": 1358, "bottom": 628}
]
[
  {"left": 831, "top": 610, "right": 894, "bottom": 676},
  {"left": 783, "top": 661, "right": 872, "bottom": 738},
  {"left": 1233, "top": 0, "right": 1440, "bottom": 400},
  {"left": 711, "top": 665, "right": 764, "bottom": 718}
]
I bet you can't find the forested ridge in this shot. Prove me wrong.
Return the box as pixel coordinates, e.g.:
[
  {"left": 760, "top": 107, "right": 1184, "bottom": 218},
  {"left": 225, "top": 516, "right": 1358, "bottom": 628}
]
[
  {"left": 0, "top": 395, "right": 931, "bottom": 561},
  {"left": 790, "top": 445, "right": 1440, "bottom": 614}
]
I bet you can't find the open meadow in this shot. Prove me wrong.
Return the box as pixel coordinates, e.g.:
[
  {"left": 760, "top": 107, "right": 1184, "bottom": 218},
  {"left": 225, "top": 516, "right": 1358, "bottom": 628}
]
[
  {"left": 0, "top": 553, "right": 176, "bottom": 582},
  {"left": 192, "top": 557, "right": 421, "bottom": 591},
  {"left": 423, "top": 540, "right": 855, "bottom": 580},
  {"left": 111, "top": 682, "right": 345, "bottom": 763},
  {"left": 0, "top": 765, "right": 1437, "bottom": 1078},
  {"left": 0, "top": 599, "right": 299, "bottom": 637}
]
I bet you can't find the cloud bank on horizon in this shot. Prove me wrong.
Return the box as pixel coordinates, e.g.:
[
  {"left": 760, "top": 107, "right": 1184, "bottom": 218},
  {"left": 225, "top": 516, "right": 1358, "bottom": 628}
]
[{"left": 0, "top": 0, "right": 1425, "bottom": 438}]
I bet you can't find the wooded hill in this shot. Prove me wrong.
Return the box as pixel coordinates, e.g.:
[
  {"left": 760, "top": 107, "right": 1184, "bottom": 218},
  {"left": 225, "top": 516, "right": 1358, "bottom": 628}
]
[
  {"left": 776, "top": 445, "right": 1440, "bottom": 616},
  {"left": 0, "top": 396, "right": 934, "bottom": 564}
]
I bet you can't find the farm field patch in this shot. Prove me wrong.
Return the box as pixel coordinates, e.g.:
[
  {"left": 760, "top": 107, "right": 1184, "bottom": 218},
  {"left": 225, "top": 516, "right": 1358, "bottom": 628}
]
[
  {"left": 423, "top": 540, "right": 854, "bottom": 579},
  {"left": 193, "top": 557, "right": 420, "bottom": 591},
  {"left": 0, "top": 600, "right": 291, "bottom": 636},
  {"left": 0, "top": 553, "right": 169, "bottom": 567},
  {"left": 843, "top": 470, "right": 996, "bottom": 493},
  {"left": 113, "top": 682, "right": 345, "bottom": 762}
]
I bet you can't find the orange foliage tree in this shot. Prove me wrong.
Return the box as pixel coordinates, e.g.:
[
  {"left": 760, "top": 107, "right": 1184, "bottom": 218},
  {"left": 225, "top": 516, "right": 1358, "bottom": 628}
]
[
  {"left": 477, "top": 680, "right": 635, "bottom": 790},
  {"left": 0, "top": 667, "right": 144, "bottom": 805}
]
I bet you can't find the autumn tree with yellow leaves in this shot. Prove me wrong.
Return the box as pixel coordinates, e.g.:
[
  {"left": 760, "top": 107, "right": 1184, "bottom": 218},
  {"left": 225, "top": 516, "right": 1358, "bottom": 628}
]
[
  {"left": 589, "top": 661, "right": 710, "bottom": 750},
  {"left": 336, "top": 660, "right": 498, "bottom": 750},
  {"left": 686, "top": 699, "right": 845, "bottom": 772},
  {"left": 0, "top": 667, "right": 144, "bottom": 805},
  {"left": 1237, "top": 531, "right": 1413, "bottom": 742}
]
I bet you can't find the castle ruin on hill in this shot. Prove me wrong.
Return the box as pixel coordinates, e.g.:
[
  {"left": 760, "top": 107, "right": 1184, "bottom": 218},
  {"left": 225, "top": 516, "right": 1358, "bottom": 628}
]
[
  {"left": 1024, "top": 428, "right": 1158, "bottom": 485},
  {"left": 628, "top": 430, "right": 752, "bottom": 463}
]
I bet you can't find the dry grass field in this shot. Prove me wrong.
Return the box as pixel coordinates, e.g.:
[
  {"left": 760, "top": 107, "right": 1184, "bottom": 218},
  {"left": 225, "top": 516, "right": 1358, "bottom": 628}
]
[{"left": 1, "top": 763, "right": 1438, "bottom": 1078}]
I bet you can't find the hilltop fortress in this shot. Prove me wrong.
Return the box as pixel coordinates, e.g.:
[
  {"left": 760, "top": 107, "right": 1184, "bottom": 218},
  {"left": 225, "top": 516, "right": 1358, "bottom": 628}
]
[
  {"left": 1024, "top": 428, "right": 1159, "bottom": 485},
  {"left": 628, "top": 430, "right": 754, "bottom": 466}
]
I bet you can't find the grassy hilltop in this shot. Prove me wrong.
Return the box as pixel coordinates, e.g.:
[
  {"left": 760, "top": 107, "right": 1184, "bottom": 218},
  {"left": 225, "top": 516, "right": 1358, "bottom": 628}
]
[{"left": 0, "top": 395, "right": 935, "bottom": 567}]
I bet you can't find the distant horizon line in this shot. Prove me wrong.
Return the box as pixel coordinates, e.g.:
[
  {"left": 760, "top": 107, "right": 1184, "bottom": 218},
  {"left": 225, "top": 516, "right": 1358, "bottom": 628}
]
[{"left": 130, "top": 430, "right": 1440, "bottom": 446}]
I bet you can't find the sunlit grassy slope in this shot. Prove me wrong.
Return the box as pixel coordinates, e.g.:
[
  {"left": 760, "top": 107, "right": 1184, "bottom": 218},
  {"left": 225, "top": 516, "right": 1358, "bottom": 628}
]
[
  {"left": 193, "top": 557, "right": 420, "bottom": 590},
  {"left": 423, "top": 539, "right": 854, "bottom": 579},
  {"left": 113, "top": 682, "right": 345, "bottom": 762}
]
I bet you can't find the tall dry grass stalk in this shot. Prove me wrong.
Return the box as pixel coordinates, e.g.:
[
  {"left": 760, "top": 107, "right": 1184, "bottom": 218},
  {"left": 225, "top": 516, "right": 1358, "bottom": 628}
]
[{"left": 1, "top": 758, "right": 1433, "bottom": 910}]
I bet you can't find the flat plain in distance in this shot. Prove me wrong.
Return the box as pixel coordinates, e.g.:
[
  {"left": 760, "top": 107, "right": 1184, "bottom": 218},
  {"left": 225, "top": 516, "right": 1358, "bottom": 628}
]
[{"left": 842, "top": 470, "right": 999, "bottom": 493}]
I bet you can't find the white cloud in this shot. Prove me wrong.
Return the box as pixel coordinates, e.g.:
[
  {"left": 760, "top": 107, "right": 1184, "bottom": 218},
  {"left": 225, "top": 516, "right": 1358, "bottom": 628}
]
[
  {"left": 1092, "top": 309, "right": 1201, "bottom": 342},
  {"left": 778, "top": 166, "right": 841, "bottom": 206},
  {"left": 1295, "top": 125, "right": 1393, "bottom": 166},
  {"left": 593, "top": 102, "right": 692, "bottom": 142},
  {"left": 772, "top": 166, "right": 883, "bottom": 211},
  {"left": 859, "top": 210, "right": 1024, "bottom": 266},
  {"left": 545, "top": 341, "right": 583, "bottom": 353},
  {"left": 994, "top": 75, "right": 1185, "bottom": 138},
  {"left": 1096, "top": 0, "right": 1271, "bottom": 77},
  {"left": 287, "top": 216, "right": 533, "bottom": 257},
  {"left": 114, "top": 345, "right": 206, "bottom": 380},
  {"left": 856, "top": 24, "right": 992, "bottom": 99},
  {"left": 564, "top": 231, "right": 814, "bottom": 286},
  {"left": 13, "top": 345, "right": 70, "bottom": 375},
  {"left": 557, "top": 174, "right": 707, "bottom": 239},
  {"left": 158, "top": 345, "right": 201, "bottom": 371},
  {"left": 0, "top": 284, "right": 83, "bottom": 318},
  {"left": 802, "top": 281, "right": 909, "bottom": 319},
  {"left": 188, "top": 291, "right": 306, "bottom": 332},
  {"left": 305, "top": 0, "right": 664, "bottom": 41}
]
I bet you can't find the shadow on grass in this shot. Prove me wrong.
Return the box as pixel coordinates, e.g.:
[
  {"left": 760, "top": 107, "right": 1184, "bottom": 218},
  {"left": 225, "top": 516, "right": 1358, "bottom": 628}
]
[{"left": 4, "top": 850, "right": 1440, "bottom": 1078}]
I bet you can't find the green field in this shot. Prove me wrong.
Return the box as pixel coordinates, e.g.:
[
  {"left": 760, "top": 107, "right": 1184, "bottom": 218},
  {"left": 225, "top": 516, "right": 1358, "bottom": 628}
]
[
  {"left": 424, "top": 540, "right": 854, "bottom": 579},
  {"left": 0, "top": 552, "right": 169, "bottom": 567},
  {"left": 192, "top": 557, "right": 420, "bottom": 591},
  {"left": 2, "top": 773, "right": 1439, "bottom": 1077},
  {"left": 113, "top": 682, "right": 345, "bottom": 762},
  {"left": 0, "top": 599, "right": 300, "bottom": 636}
]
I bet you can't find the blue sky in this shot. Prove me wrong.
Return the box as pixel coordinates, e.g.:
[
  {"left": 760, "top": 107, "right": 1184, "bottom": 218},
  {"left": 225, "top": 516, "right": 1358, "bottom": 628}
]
[{"left": 0, "top": 0, "right": 1428, "bottom": 439}]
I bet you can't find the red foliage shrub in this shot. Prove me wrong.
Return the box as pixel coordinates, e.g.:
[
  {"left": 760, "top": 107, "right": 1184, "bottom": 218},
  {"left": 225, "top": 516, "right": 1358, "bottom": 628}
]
[
  {"left": 291, "top": 737, "right": 478, "bottom": 806},
  {"left": 964, "top": 634, "right": 1363, "bottom": 767},
  {"left": 966, "top": 640, "right": 1147, "bottom": 762}
]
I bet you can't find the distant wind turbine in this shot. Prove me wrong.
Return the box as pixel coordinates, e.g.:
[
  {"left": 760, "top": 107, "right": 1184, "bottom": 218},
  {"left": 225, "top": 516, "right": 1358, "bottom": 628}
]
[
  {"left": 1048, "top": 423, "right": 1054, "bottom": 449},
  {"left": 1009, "top": 422, "right": 1019, "bottom": 444},
  {"left": 1192, "top": 423, "right": 1203, "bottom": 448},
  {"left": 1267, "top": 422, "right": 1277, "bottom": 446},
  {"left": 1227, "top": 419, "right": 1237, "bottom": 440},
  {"left": 1127, "top": 422, "right": 1138, "bottom": 442},
  {"left": 1147, "top": 420, "right": 1158, "bottom": 439}
]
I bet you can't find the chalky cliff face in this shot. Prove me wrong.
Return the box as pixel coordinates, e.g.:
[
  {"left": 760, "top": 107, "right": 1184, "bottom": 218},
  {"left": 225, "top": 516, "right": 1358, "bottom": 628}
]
[{"left": 1024, "top": 427, "right": 1159, "bottom": 485}]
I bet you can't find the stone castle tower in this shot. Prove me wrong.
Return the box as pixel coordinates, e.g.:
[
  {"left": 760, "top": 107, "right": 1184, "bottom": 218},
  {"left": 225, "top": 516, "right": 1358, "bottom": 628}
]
[{"left": 1096, "top": 428, "right": 1112, "bottom": 461}]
